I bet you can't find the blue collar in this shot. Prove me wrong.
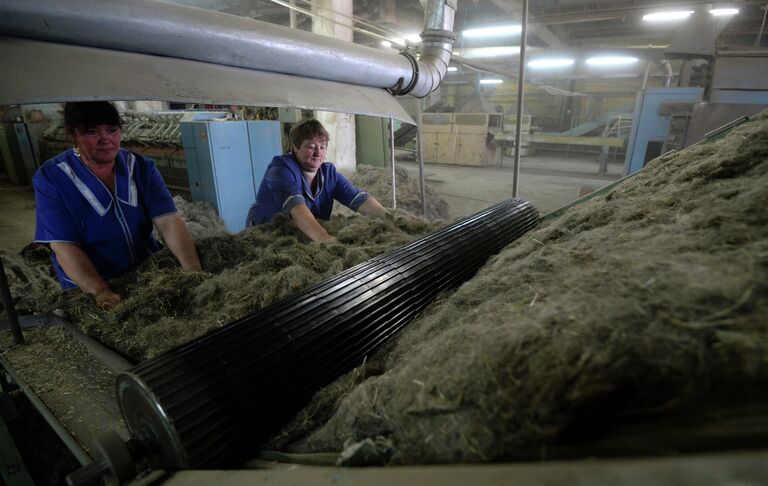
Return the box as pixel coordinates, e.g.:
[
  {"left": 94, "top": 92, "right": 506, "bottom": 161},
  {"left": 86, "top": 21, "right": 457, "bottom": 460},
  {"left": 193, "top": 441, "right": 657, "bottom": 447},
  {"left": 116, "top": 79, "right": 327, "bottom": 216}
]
[{"left": 57, "top": 148, "right": 138, "bottom": 217}]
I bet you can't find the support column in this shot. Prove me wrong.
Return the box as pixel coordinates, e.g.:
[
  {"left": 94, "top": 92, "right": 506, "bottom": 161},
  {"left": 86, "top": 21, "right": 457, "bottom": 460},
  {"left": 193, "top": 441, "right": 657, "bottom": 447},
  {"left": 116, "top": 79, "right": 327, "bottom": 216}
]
[{"left": 312, "top": 0, "right": 356, "bottom": 173}]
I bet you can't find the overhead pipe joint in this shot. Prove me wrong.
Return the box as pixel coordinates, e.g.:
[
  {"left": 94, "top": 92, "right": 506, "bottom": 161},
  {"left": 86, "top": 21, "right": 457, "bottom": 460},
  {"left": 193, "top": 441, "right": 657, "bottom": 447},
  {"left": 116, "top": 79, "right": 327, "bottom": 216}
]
[{"left": 405, "top": 0, "right": 456, "bottom": 98}]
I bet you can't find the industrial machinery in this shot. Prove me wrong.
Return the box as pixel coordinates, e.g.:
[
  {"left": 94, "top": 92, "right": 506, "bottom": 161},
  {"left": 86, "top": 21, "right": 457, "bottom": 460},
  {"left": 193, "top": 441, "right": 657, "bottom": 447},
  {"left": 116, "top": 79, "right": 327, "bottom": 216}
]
[
  {"left": 2, "top": 0, "right": 767, "bottom": 483},
  {"left": 0, "top": 198, "right": 539, "bottom": 484},
  {"left": 180, "top": 113, "right": 282, "bottom": 232},
  {"left": 491, "top": 114, "right": 532, "bottom": 165},
  {"left": 623, "top": 87, "right": 704, "bottom": 174},
  {"left": 421, "top": 112, "right": 502, "bottom": 166},
  {"left": 0, "top": 121, "right": 39, "bottom": 185}
]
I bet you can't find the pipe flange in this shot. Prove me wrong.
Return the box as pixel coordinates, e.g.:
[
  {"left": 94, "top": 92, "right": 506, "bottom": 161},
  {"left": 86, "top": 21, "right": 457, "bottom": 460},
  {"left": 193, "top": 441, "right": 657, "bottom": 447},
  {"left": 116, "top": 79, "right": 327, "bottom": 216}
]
[{"left": 388, "top": 51, "right": 419, "bottom": 96}]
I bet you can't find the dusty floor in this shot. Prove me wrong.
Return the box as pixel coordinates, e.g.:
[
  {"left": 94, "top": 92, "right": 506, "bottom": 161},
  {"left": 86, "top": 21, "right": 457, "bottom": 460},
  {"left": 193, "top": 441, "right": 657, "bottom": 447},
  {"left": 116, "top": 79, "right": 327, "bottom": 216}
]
[{"left": 398, "top": 152, "right": 622, "bottom": 220}]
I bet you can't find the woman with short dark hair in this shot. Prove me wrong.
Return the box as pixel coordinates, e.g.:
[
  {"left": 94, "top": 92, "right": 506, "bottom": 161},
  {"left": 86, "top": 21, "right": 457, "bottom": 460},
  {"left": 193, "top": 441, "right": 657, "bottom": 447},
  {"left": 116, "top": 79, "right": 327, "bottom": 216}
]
[
  {"left": 33, "top": 101, "right": 202, "bottom": 309},
  {"left": 246, "top": 118, "right": 390, "bottom": 242}
]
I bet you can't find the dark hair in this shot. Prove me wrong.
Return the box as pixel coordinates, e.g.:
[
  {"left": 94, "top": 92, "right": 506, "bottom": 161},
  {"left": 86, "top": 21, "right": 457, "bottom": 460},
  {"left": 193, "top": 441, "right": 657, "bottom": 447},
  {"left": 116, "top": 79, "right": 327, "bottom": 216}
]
[
  {"left": 289, "top": 118, "right": 329, "bottom": 150},
  {"left": 64, "top": 101, "right": 121, "bottom": 136}
]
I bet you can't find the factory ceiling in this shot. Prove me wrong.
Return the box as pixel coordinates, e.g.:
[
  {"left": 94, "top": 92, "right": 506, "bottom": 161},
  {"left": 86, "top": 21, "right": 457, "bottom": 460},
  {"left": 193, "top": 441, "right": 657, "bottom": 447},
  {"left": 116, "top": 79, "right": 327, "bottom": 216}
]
[
  {"left": 157, "top": 0, "right": 768, "bottom": 87},
  {"left": 166, "top": 0, "right": 768, "bottom": 53}
]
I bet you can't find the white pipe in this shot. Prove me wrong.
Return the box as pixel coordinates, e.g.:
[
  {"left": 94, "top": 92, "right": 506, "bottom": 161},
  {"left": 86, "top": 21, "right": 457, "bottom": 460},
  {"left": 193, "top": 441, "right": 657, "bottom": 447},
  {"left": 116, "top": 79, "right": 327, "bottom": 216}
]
[
  {"left": 416, "top": 100, "right": 427, "bottom": 216},
  {"left": 390, "top": 118, "right": 397, "bottom": 209},
  {"left": 512, "top": 0, "right": 528, "bottom": 197}
]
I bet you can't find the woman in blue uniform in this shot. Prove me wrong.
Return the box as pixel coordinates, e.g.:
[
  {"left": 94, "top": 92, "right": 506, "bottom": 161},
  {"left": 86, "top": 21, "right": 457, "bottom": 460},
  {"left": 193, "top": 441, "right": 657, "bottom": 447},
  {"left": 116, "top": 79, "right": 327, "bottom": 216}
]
[
  {"left": 33, "top": 101, "right": 202, "bottom": 310},
  {"left": 246, "top": 118, "right": 390, "bottom": 241}
]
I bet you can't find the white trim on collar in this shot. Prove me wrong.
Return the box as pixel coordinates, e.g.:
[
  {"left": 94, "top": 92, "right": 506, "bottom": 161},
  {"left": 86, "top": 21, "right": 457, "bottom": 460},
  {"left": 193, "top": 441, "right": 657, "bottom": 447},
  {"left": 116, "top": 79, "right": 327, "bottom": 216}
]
[
  {"left": 117, "top": 152, "right": 138, "bottom": 207},
  {"left": 56, "top": 161, "right": 111, "bottom": 217}
]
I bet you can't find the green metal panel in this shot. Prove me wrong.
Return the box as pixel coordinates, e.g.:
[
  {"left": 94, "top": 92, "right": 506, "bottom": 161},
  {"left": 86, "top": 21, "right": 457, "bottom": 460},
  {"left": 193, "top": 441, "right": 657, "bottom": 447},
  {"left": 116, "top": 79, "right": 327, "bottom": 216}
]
[{"left": 356, "top": 116, "right": 389, "bottom": 168}]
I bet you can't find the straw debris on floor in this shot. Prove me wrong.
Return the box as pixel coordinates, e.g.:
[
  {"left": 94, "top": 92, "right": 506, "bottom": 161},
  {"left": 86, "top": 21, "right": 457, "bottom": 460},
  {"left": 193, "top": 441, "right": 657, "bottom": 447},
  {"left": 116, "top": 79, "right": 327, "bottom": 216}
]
[{"left": 266, "top": 111, "right": 768, "bottom": 464}]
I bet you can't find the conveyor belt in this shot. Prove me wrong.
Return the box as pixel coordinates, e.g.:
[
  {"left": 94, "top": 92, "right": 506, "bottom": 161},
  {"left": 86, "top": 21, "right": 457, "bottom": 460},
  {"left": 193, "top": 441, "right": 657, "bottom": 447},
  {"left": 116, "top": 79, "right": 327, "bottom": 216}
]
[
  {"left": 0, "top": 320, "right": 131, "bottom": 465},
  {"left": 116, "top": 197, "right": 539, "bottom": 470}
]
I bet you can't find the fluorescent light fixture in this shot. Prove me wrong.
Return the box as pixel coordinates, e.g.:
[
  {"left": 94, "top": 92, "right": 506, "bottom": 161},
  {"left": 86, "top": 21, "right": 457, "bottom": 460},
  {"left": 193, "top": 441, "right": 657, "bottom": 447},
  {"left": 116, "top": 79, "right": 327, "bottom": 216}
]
[
  {"left": 528, "top": 58, "right": 575, "bottom": 68},
  {"left": 455, "top": 46, "right": 519, "bottom": 58},
  {"left": 480, "top": 79, "right": 503, "bottom": 85},
  {"left": 405, "top": 33, "right": 422, "bottom": 43},
  {"left": 447, "top": 66, "right": 458, "bottom": 72},
  {"left": 390, "top": 37, "right": 406, "bottom": 46},
  {"left": 463, "top": 25, "right": 522, "bottom": 38},
  {"left": 381, "top": 40, "right": 392, "bottom": 48},
  {"left": 642, "top": 10, "right": 694, "bottom": 21},
  {"left": 710, "top": 8, "right": 739, "bottom": 16},
  {"left": 586, "top": 56, "right": 639, "bottom": 66}
]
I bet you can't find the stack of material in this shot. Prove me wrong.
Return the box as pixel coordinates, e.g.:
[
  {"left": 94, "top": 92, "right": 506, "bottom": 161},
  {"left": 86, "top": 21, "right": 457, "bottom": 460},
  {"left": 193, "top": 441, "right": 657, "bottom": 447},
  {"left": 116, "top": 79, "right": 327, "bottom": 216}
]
[{"left": 267, "top": 111, "right": 768, "bottom": 465}]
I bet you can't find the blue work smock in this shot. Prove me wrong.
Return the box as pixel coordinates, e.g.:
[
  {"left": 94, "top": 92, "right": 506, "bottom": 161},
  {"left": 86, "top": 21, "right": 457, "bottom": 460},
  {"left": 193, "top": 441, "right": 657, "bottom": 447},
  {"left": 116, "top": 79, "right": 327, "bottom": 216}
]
[
  {"left": 246, "top": 153, "right": 369, "bottom": 226},
  {"left": 33, "top": 148, "right": 177, "bottom": 289}
]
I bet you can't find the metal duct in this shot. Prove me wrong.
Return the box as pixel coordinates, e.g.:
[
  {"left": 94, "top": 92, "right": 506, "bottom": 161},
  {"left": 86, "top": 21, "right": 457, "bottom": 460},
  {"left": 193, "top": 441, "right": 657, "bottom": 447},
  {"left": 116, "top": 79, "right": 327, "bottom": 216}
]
[
  {"left": 0, "top": 0, "right": 455, "bottom": 98},
  {"left": 115, "top": 198, "right": 538, "bottom": 470}
]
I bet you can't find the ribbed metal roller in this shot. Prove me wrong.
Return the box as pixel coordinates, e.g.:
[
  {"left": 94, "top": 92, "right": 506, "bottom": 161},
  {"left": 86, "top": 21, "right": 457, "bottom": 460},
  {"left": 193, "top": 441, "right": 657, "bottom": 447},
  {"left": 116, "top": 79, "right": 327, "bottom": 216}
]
[{"left": 116, "top": 197, "right": 539, "bottom": 470}]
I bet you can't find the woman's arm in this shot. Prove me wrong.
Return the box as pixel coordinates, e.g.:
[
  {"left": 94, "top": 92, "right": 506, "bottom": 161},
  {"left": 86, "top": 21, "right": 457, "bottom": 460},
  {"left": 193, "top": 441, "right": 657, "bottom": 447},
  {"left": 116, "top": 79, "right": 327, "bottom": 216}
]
[
  {"left": 357, "top": 196, "right": 391, "bottom": 219},
  {"left": 50, "top": 242, "right": 123, "bottom": 309},
  {"left": 153, "top": 214, "right": 203, "bottom": 271},
  {"left": 289, "top": 205, "right": 336, "bottom": 242}
]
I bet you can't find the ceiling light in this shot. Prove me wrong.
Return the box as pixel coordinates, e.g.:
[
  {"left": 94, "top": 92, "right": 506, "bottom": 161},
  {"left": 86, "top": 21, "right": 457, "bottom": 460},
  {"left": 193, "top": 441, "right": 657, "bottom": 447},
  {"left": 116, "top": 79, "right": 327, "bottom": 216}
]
[
  {"left": 405, "top": 33, "right": 422, "bottom": 43},
  {"left": 586, "top": 56, "right": 639, "bottom": 66},
  {"left": 642, "top": 11, "right": 694, "bottom": 21},
  {"left": 447, "top": 66, "right": 458, "bottom": 72},
  {"left": 381, "top": 40, "right": 392, "bottom": 48},
  {"left": 455, "top": 46, "right": 519, "bottom": 58},
  {"left": 480, "top": 79, "right": 503, "bottom": 85},
  {"left": 463, "top": 25, "right": 522, "bottom": 39},
  {"left": 709, "top": 8, "right": 739, "bottom": 16},
  {"left": 390, "top": 37, "right": 406, "bottom": 46},
  {"left": 528, "top": 58, "right": 575, "bottom": 68}
]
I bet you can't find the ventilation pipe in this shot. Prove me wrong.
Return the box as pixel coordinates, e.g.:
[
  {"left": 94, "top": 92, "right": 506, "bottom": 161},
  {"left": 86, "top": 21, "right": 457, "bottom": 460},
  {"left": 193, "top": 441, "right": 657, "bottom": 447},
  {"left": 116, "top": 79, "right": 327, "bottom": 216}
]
[{"left": 0, "top": 0, "right": 455, "bottom": 98}]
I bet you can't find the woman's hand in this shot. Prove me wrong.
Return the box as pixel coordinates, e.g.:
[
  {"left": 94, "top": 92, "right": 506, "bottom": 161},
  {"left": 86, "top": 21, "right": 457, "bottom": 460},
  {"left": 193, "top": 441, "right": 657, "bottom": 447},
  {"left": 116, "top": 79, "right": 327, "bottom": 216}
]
[
  {"left": 50, "top": 242, "right": 124, "bottom": 307},
  {"left": 94, "top": 288, "right": 123, "bottom": 310}
]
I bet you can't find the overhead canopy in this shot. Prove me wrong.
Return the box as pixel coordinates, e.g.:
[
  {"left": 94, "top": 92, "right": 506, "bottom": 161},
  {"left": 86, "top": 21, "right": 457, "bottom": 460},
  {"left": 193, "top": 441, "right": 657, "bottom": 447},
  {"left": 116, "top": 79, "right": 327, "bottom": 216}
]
[{"left": 0, "top": 36, "right": 415, "bottom": 124}]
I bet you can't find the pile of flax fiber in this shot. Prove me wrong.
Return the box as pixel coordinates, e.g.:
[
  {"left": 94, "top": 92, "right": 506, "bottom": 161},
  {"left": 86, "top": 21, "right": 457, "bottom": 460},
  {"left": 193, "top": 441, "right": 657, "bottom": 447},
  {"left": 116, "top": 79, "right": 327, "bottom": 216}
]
[
  {"left": 1, "top": 169, "right": 444, "bottom": 362},
  {"left": 346, "top": 164, "right": 450, "bottom": 221},
  {"left": 266, "top": 112, "right": 768, "bottom": 465}
]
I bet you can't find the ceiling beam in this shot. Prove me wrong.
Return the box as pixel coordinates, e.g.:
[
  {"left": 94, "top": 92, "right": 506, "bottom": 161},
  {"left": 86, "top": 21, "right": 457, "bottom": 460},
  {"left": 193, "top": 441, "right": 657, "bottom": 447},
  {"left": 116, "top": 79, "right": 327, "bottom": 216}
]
[{"left": 488, "top": 0, "right": 564, "bottom": 47}]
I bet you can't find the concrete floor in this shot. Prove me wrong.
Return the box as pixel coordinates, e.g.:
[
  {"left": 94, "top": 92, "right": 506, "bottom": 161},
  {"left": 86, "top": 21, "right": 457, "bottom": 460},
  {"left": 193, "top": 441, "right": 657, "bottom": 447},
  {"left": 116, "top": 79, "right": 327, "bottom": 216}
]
[
  {"left": 0, "top": 152, "right": 623, "bottom": 254},
  {"left": 400, "top": 152, "right": 623, "bottom": 220}
]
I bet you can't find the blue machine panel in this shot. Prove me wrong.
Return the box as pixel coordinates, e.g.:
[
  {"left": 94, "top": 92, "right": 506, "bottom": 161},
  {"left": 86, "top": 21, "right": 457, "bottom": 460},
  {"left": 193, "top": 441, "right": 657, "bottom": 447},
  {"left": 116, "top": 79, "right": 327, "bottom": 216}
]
[
  {"left": 624, "top": 87, "right": 703, "bottom": 175},
  {"left": 710, "top": 89, "right": 768, "bottom": 105},
  {"left": 181, "top": 118, "right": 282, "bottom": 233},
  {"left": 247, "top": 121, "right": 283, "bottom": 199},
  {"left": 208, "top": 122, "right": 255, "bottom": 232}
]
